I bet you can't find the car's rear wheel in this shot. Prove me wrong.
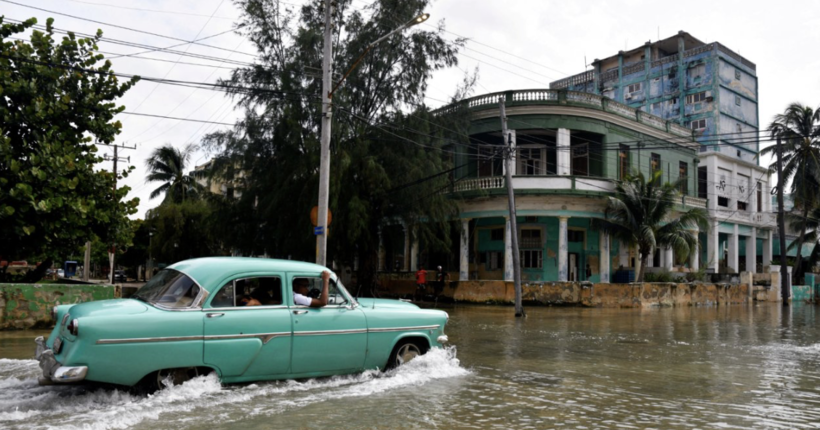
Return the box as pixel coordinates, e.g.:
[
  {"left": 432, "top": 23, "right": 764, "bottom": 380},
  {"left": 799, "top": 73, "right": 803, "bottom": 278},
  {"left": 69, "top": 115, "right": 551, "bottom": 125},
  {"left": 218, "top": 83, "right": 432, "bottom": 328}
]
[
  {"left": 141, "top": 367, "right": 199, "bottom": 393},
  {"left": 386, "top": 340, "right": 426, "bottom": 369}
]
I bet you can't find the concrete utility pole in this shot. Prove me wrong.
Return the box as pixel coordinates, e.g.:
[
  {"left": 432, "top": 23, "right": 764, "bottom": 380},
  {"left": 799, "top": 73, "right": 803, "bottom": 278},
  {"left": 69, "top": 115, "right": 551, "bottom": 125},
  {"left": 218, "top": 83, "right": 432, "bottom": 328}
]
[
  {"left": 499, "top": 99, "right": 524, "bottom": 317},
  {"left": 315, "top": 0, "right": 334, "bottom": 267},
  {"left": 104, "top": 143, "right": 133, "bottom": 284},
  {"left": 83, "top": 242, "right": 90, "bottom": 281},
  {"left": 774, "top": 136, "right": 789, "bottom": 305}
]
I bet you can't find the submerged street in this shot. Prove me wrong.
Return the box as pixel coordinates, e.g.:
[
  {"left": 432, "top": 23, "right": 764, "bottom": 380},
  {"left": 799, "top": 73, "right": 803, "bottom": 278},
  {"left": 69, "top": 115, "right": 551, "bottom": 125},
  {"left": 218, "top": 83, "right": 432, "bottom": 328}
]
[{"left": 1, "top": 302, "right": 819, "bottom": 429}]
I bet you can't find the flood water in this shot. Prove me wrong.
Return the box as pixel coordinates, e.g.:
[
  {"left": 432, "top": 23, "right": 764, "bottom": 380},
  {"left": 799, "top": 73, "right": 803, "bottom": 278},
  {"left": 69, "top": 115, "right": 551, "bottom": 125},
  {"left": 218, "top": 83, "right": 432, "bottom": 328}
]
[{"left": 1, "top": 302, "right": 819, "bottom": 429}]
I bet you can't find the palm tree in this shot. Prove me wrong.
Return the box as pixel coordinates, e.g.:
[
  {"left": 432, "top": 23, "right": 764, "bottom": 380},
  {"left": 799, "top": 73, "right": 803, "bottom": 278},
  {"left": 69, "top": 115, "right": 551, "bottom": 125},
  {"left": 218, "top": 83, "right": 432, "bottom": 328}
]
[
  {"left": 145, "top": 144, "right": 204, "bottom": 204},
  {"left": 761, "top": 103, "right": 820, "bottom": 284},
  {"left": 596, "top": 170, "right": 710, "bottom": 282}
]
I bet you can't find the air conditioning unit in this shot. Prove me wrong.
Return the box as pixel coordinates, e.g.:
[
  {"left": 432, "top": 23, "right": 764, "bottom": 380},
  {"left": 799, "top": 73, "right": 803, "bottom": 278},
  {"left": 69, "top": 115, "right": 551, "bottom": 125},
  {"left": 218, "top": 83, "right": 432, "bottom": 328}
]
[
  {"left": 705, "top": 90, "right": 713, "bottom": 101},
  {"left": 624, "top": 93, "right": 632, "bottom": 100}
]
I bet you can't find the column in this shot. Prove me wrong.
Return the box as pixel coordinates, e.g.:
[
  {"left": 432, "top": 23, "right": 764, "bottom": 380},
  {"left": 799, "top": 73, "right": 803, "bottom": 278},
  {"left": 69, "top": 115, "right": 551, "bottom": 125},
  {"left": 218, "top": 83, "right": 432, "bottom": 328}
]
[
  {"left": 728, "top": 224, "right": 739, "bottom": 272},
  {"left": 763, "top": 229, "right": 772, "bottom": 270},
  {"left": 599, "top": 231, "right": 610, "bottom": 283},
  {"left": 557, "top": 128, "right": 571, "bottom": 176},
  {"left": 558, "top": 216, "right": 569, "bottom": 281},
  {"left": 504, "top": 217, "right": 513, "bottom": 282},
  {"left": 460, "top": 218, "right": 470, "bottom": 281},
  {"left": 708, "top": 219, "right": 719, "bottom": 272},
  {"left": 410, "top": 227, "right": 419, "bottom": 272},
  {"left": 378, "top": 226, "right": 385, "bottom": 271},
  {"left": 647, "top": 248, "right": 655, "bottom": 268},
  {"left": 689, "top": 228, "right": 700, "bottom": 271},
  {"left": 403, "top": 223, "right": 410, "bottom": 271},
  {"left": 663, "top": 247, "right": 674, "bottom": 270},
  {"left": 746, "top": 227, "right": 757, "bottom": 274}
]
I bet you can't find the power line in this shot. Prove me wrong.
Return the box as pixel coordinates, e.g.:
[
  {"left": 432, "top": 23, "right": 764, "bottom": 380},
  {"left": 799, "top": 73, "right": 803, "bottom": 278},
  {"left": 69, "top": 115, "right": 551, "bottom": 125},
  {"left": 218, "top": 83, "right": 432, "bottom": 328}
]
[
  {"left": 120, "top": 112, "right": 236, "bottom": 126},
  {"left": 62, "top": 0, "right": 237, "bottom": 20}
]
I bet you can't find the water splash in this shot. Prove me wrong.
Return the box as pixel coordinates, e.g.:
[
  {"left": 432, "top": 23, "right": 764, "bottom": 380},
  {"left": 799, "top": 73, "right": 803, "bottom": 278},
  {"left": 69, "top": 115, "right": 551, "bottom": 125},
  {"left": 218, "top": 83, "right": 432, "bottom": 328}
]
[{"left": 0, "top": 346, "right": 466, "bottom": 430}]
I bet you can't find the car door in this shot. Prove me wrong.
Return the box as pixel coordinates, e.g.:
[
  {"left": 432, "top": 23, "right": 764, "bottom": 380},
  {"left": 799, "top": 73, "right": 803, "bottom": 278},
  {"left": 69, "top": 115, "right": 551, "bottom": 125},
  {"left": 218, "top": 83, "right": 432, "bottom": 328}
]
[
  {"left": 288, "top": 273, "right": 367, "bottom": 375},
  {"left": 203, "top": 275, "right": 292, "bottom": 379}
]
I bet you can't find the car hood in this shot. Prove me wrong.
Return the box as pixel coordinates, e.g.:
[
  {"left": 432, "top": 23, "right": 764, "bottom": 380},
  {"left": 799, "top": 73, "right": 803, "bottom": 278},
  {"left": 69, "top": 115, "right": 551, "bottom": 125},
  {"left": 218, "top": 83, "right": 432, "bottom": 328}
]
[
  {"left": 355, "top": 298, "right": 419, "bottom": 309},
  {"left": 63, "top": 299, "right": 149, "bottom": 318}
]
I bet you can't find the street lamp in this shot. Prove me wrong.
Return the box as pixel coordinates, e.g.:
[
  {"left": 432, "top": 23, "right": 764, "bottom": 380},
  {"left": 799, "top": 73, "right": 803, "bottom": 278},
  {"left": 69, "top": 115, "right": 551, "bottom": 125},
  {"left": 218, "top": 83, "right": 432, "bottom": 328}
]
[{"left": 315, "top": 7, "right": 430, "bottom": 266}]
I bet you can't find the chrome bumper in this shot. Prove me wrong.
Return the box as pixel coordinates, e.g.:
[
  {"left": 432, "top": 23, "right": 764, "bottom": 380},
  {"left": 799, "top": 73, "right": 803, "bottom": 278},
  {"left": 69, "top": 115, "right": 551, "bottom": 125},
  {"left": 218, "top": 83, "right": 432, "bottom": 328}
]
[
  {"left": 34, "top": 336, "right": 87, "bottom": 385},
  {"left": 437, "top": 334, "right": 449, "bottom": 344}
]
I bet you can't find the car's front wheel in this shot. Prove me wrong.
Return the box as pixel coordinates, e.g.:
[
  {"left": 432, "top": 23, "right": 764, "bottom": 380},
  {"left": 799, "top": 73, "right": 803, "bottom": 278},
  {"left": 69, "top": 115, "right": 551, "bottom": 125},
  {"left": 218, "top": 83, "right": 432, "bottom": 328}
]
[{"left": 386, "top": 340, "right": 426, "bottom": 369}]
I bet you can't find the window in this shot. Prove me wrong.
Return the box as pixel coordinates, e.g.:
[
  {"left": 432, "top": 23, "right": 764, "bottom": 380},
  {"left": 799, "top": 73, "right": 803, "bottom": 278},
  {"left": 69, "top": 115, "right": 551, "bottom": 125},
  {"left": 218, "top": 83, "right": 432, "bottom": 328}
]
[
  {"left": 518, "top": 147, "right": 543, "bottom": 175},
  {"left": 133, "top": 269, "right": 201, "bottom": 309},
  {"left": 689, "top": 63, "right": 706, "bottom": 79},
  {"left": 738, "top": 201, "right": 748, "bottom": 211},
  {"left": 520, "top": 250, "right": 543, "bottom": 269},
  {"left": 627, "top": 82, "right": 642, "bottom": 93},
  {"left": 679, "top": 162, "right": 688, "bottom": 195},
  {"left": 524, "top": 216, "right": 538, "bottom": 223},
  {"left": 736, "top": 123, "right": 742, "bottom": 134},
  {"left": 651, "top": 153, "right": 661, "bottom": 174},
  {"left": 651, "top": 102, "right": 662, "bottom": 112},
  {"left": 221, "top": 277, "right": 284, "bottom": 307},
  {"left": 568, "top": 230, "right": 585, "bottom": 243},
  {"left": 292, "top": 276, "right": 348, "bottom": 306},
  {"left": 735, "top": 95, "right": 741, "bottom": 106},
  {"left": 690, "top": 119, "right": 707, "bottom": 131},
  {"left": 735, "top": 68, "right": 741, "bottom": 80},
  {"left": 490, "top": 228, "right": 504, "bottom": 241},
  {"left": 520, "top": 228, "right": 542, "bottom": 249},
  {"left": 480, "top": 251, "right": 503, "bottom": 271},
  {"left": 478, "top": 146, "right": 501, "bottom": 177},
  {"left": 686, "top": 92, "right": 708, "bottom": 104},
  {"left": 571, "top": 142, "right": 589, "bottom": 176},
  {"left": 619, "top": 144, "right": 630, "bottom": 179},
  {"left": 757, "top": 182, "right": 763, "bottom": 212},
  {"left": 718, "top": 196, "right": 729, "bottom": 207},
  {"left": 698, "top": 166, "right": 708, "bottom": 199}
]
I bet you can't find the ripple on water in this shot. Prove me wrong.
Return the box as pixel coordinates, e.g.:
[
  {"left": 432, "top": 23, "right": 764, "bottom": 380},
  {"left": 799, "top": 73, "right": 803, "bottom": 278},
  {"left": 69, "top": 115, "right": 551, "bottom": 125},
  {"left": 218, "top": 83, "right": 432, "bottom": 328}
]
[{"left": 0, "top": 346, "right": 468, "bottom": 430}]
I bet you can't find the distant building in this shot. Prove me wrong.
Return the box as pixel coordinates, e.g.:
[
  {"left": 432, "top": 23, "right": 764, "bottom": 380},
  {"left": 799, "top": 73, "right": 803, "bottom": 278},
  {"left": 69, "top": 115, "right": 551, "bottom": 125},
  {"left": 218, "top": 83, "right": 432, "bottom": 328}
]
[
  {"left": 194, "top": 160, "right": 243, "bottom": 199},
  {"left": 551, "top": 31, "right": 758, "bottom": 165}
]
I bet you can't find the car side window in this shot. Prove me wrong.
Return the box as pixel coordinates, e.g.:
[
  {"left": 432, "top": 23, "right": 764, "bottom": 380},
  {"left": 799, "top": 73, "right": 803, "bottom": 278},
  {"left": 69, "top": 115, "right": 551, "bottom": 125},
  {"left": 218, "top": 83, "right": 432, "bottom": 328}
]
[
  {"left": 291, "top": 276, "right": 347, "bottom": 306},
  {"left": 212, "top": 276, "right": 283, "bottom": 307}
]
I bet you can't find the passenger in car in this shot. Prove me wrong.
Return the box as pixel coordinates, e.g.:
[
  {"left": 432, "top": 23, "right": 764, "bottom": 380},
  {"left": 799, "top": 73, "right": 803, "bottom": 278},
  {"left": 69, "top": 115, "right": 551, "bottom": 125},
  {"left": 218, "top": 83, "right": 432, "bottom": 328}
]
[{"left": 293, "top": 271, "right": 330, "bottom": 307}]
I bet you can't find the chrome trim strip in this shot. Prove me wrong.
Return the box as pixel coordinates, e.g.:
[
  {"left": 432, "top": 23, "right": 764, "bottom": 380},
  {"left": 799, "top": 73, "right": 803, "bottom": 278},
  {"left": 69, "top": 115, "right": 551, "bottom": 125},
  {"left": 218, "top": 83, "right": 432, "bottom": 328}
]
[
  {"left": 205, "top": 305, "right": 289, "bottom": 311},
  {"left": 97, "top": 331, "right": 290, "bottom": 345},
  {"left": 294, "top": 328, "right": 368, "bottom": 336},
  {"left": 368, "top": 324, "right": 440, "bottom": 333}
]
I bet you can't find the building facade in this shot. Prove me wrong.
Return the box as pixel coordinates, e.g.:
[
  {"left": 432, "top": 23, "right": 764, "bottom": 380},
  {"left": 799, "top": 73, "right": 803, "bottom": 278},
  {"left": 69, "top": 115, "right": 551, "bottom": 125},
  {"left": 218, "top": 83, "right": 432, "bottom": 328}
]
[{"left": 550, "top": 31, "right": 759, "bottom": 165}]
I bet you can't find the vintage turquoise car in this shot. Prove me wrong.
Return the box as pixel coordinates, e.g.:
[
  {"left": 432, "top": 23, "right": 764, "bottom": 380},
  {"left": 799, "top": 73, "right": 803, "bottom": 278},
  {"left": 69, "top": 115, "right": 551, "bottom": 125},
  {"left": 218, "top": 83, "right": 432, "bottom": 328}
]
[{"left": 34, "top": 257, "right": 449, "bottom": 390}]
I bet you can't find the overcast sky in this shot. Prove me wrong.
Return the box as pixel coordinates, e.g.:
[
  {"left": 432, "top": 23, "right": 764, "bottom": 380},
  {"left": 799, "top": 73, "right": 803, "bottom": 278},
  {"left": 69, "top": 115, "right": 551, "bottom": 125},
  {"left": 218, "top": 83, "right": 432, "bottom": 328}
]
[{"left": 5, "top": 0, "right": 820, "bottom": 218}]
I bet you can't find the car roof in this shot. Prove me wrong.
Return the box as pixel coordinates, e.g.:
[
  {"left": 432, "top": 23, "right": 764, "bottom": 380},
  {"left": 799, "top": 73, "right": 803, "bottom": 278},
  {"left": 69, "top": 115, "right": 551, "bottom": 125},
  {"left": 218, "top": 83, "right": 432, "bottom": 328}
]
[{"left": 168, "top": 257, "right": 331, "bottom": 291}]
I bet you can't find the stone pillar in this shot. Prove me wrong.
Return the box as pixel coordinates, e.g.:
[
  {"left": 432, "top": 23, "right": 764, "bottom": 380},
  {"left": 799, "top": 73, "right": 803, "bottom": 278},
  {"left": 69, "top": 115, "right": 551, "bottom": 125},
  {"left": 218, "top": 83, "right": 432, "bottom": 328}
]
[
  {"left": 558, "top": 216, "right": 569, "bottom": 281},
  {"left": 689, "top": 229, "right": 700, "bottom": 271},
  {"left": 728, "top": 224, "right": 739, "bottom": 273},
  {"left": 708, "top": 219, "right": 720, "bottom": 272},
  {"left": 460, "top": 218, "right": 470, "bottom": 281},
  {"left": 410, "top": 227, "right": 419, "bottom": 272},
  {"left": 746, "top": 227, "right": 757, "bottom": 274},
  {"left": 504, "top": 217, "right": 514, "bottom": 282},
  {"left": 403, "top": 223, "right": 410, "bottom": 271},
  {"left": 378, "top": 226, "right": 385, "bottom": 271},
  {"left": 763, "top": 229, "right": 772, "bottom": 270},
  {"left": 599, "top": 231, "right": 610, "bottom": 283},
  {"left": 663, "top": 247, "right": 674, "bottom": 270},
  {"left": 557, "top": 128, "right": 571, "bottom": 176}
]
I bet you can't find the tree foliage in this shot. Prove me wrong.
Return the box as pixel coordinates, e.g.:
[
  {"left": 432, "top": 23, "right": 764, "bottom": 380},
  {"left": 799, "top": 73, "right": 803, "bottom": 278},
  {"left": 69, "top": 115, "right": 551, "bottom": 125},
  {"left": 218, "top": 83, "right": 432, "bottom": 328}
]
[
  {"left": 202, "top": 0, "right": 465, "bottom": 283},
  {"left": 762, "top": 103, "right": 820, "bottom": 283},
  {"left": 0, "top": 18, "right": 139, "bottom": 281},
  {"left": 145, "top": 143, "right": 205, "bottom": 204},
  {"left": 595, "top": 170, "right": 710, "bottom": 282},
  {"left": 146, "top": 200, "right": 223, "bottom": 265}
]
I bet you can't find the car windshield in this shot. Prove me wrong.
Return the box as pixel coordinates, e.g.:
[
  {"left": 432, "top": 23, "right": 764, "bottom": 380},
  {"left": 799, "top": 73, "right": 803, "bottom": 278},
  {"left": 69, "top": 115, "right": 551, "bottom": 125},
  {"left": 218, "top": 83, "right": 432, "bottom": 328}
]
[
  {"left": 132, "top": 269, "right": 201, "bottom": 309},
  {"left": 334, "top": 278, "right": 357, "bottom": 306}
]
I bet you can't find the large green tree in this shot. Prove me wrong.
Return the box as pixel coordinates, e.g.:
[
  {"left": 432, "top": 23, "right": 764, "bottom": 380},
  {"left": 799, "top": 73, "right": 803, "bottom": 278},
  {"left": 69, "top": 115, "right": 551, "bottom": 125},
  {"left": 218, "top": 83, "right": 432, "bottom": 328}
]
[
  {"left": 762, "top": 103, "right": 820, "bottom": 284},
  {"left": 596, "top": 170, "right": 710, "bottom": 282},
  {"left": 145, "top": 200, "right": 223, "bottom": 265},
  {"left": 145, "top": 143, "right": 204, "bottom": 204},
  {"left": 202, "top": 0, "right": 465, "bottom": 285},
  {"left": 0, "top": 17, "right": 139, "bottom": 281}
]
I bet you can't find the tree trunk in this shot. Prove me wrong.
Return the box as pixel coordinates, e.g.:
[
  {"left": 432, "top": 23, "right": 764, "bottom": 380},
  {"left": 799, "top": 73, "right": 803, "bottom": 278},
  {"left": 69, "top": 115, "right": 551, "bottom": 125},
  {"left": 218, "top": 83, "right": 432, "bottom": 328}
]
[
  {"left": 638, "top": 253, "right": 649, "bottom": 282},
  {"left": 793, "top": 205, "right": 810, "bottom": 286}
]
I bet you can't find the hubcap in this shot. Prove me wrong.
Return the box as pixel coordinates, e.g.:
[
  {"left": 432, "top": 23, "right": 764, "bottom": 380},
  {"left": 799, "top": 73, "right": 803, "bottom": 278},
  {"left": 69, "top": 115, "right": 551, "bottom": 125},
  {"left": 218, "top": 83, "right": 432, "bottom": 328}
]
[
  {"left": 157, "top": 367, "right": 198, "bottom": 388},
  {"left": 396, "top": 343, "right": 421, "bottom": 366}
]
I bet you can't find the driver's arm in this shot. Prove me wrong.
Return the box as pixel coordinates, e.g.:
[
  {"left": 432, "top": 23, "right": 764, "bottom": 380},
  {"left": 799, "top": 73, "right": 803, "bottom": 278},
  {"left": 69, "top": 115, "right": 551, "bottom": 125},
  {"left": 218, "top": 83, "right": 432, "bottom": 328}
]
[{"left": 310, "top": 271, "right": 331, "bottom": 307}]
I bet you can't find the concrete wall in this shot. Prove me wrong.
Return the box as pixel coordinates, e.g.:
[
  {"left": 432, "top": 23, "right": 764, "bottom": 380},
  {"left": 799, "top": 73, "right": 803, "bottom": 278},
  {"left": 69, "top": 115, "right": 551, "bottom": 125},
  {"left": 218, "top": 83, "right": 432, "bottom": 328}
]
[
  {"left": 0, "top": 283, "right": 120, "bottom": 330},
  {"left": 377, "top": 278, "right": 753, "bottom": 307}
]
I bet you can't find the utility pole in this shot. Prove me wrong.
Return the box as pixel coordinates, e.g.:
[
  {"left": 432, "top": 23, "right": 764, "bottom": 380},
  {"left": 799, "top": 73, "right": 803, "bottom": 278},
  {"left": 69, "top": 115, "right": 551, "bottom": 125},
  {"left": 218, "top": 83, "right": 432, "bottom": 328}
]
[
  {"left": 499, "top": 99, "right": 524, "bottom": 317},
  {"left": 104, "top": 143, "right": 133, "bottom": 284},
  {"left": 83, "top": 241, "right": 90, "bottom": 281},
  {"left": 315, "top": 0, "right": 334, "bottom": 267},
  {"left": 775, "top": 136, "right": 789, "bottom": 305}
]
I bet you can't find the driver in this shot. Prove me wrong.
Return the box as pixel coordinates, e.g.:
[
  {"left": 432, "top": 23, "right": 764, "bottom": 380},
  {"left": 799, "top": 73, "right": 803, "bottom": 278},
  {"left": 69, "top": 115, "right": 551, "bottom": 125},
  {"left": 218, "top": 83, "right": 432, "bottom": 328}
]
[{"left": 293, "top": 271, "right": 331, "bottom": 307}]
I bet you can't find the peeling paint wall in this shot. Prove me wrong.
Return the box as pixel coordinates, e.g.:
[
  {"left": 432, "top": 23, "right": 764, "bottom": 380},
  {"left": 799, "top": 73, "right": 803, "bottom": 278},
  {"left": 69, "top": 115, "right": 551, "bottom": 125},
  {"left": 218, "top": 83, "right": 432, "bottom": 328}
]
[{"left": 0, "top": 283, "right": 120, "bottom": 330}]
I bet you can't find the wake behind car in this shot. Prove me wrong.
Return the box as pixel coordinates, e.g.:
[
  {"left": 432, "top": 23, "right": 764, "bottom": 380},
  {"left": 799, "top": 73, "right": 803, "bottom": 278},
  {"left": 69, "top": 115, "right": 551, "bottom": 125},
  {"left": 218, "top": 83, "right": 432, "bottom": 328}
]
[{"left": 35, "top": 257, "right": 449, "bottom": 390}]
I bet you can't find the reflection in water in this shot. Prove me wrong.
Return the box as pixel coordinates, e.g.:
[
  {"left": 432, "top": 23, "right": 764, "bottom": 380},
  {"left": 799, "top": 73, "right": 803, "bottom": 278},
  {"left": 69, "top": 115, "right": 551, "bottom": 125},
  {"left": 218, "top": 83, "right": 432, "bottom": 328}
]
[{"left": 0, "top": 303, "right": 818, "bottom": 429}]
